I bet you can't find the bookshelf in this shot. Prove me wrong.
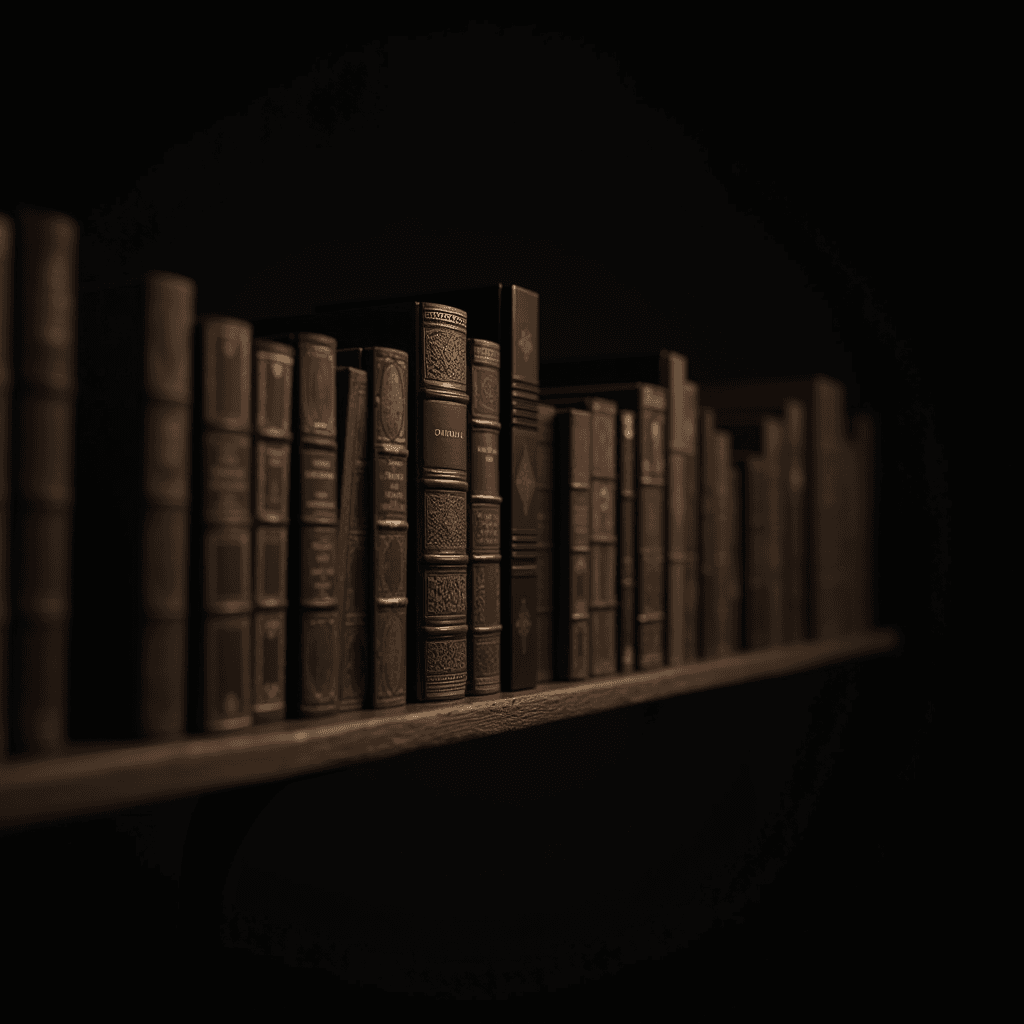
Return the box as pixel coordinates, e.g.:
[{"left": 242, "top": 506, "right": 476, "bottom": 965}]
[{"left": 0, "top": 627, "right": 897, "bottom": 830}]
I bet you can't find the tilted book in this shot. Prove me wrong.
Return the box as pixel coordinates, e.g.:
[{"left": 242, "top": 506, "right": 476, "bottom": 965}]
[
  {"left": 9, "top": 208, "right": 78, "bottom": 754},
  {"left": 188, "top": 315, "right": 254, "bottom": 733},
  {"left": 251, "top": 338, "right": 293, "bottom": 722},
  {"left": 73, "top": 271, "right": 195, "bottom": 739},
  {"left": 535, "top": 403, "right": 555, "bottom": 683}
]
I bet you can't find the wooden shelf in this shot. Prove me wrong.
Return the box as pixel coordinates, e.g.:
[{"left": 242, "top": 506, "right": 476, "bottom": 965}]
[{"left": 0, "top": 628, "right": 898, "bottom": 830}]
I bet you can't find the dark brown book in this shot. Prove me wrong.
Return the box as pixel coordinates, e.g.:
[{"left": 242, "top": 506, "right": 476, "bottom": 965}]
[
  {"left": 9, "top": 208, "right": 78, "bottom": 754},
  {"left": 467, "top": 339, "right": 502, "bottom": 695},
  {"left": 587, "top": 397, "right": 618, "bottom": 677},
  {"left": 660, "top": 351, "right": 687, "bottom": 667},
  {"left": 698, "top": 407, "right": 720, "bottom": 658},
  {"left": 726, "top": 460, "right": 742, "bottom": 651},
  {"left": 553, "top": 407, "right": 590, "bottom": 680},
  {"left": 188, "top": 315, "right": 254, "bottom": 733},
  {"left": 251, "top": 339, "right": 293, "bottom": 722},
  {"left": 335, "top": 348, "right": 409, "bottom": 709},
  {"left": 544, "top": 382, "right": 667, "bottom": 671},
  {"left": 680, "top": 380, "right": 700, "bottom": 662},
  {"left": 618, "top": 409, "right": 637, "bottom": 673},
  {"left": 851, "top": 411, "right": 875, "bottom": 632},
  {"left": 72, "top": 272, "right": 195, "bottom": 739},
  {"left": 0, "top": 213, "right": 11, "bottom": 755},
  {"left": 783, "top": 400, "right": 808, "bottom": 642},
  {"left": 732, "top": 452, "right": 764, "bottom": 649},
  {"left": 535, "top": 403, "right": 555, "bottom": 683}
]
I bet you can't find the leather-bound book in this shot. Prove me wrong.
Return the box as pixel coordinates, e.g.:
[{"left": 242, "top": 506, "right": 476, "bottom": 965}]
[
  {"left": 188, "top": 315, "right": 254, "bottom": 733},
  {"left": 783, "top": 400, "right": 808, "bottom": 642},
  {"left": 467, "top": 339, "right": 502, "bottom": 695},
  {"left": 732, "top": 451, "right": 766, "bottom": 649},
  {"left": 535, "top": 403, "right": 555, "bottom": 682},
  {"left": 851, "top": 411, "right": 875, "bottom": 631},
  {"left": 762, "top": 417, "right": 785, "bottom": 647},
  {"left": 586, "top": 398, "right": 618, "bottom": 677},
  {"left": 544, "top": 383, "right": 667, "bottom": 671},
  {"left": 618, "top": 409, "right": 637, "bottom": 673},
  {"left": 681, "top": 380, "right": 700, "bottom": 662},
  {"left": 251, "top": 339, "right": 293, "bottom": 722},
  {"left": 698, "top": 407, "right": 720, "bottom": 658},
  {"left": 264, "top": 333, "right": 338, "bottom": 717},
  {"left": 9, "top": 208, "right": 78, "bottom": 754},
  {"left": 553, "top": 407, "right": 590, "bottom": 680},
  {"left": 333, "top": 363, "right": 370, "bottom": 710},
  {"left": 0, "top": 214, "right": 11, "bottom": 754},
  {"left": 262, "top": 304, "right": 468, "bottom": 703},
  {"left": 727, "top": 461, "right": 742, "bottom": 651},
  {"left": 72, "top": 271, "right": 195, "bottom": 739}
]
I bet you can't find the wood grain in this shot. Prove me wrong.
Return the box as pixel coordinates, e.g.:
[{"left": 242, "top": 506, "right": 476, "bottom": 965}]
[{"left": 0, "top": 628, "right": 898, "bottom": 829}]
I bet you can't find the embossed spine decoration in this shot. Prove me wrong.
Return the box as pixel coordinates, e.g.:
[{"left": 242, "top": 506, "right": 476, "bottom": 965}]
[
  {"left": 636, "top": 384, "right": 667, "bottom": 670},
  {"left": 681, "top": 380, "right": 700, "bottom": 662},
  {"left": 554, "top": 407, "right": 590, "bottom": 680},
  {"left": 0, "top": 214, "right": 11, "bottom": 754},
  {"left": 660, "top": 351, "right": 687, "bottom": 668},
  {"left": 73, "top": 272, "right": 195, "bottom": 740},
  {"left": 189, "top": 316, "right": 253, "bottom": 732},
  {"left": 617, "top": 409, "right": 636, "bottom": 673},
  {"left": 535, "top": 403, "right": 555, "bottom": 682},
  {"left": 585, "top": 397, "right": 618, "bottom": 677},
  {"left": 252, "top": 339, "right": 293, "bottom": 722},
  {"left": 467, "top": 339, "right": 502, "bottom": 695},
  {"left": 9, "top": 209, "right": 78, "bottom": 754}
]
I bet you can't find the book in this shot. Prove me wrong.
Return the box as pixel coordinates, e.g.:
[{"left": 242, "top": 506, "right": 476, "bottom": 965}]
[
  {"left": 188, "top": 315, "right": 254, "bottom": 733},
  {"left": 335, "top": 348, "right": 409, "bottom": 709},
  {"left": 544, "top": 382, "right": 667, "bottom": 671},
  {"left": 0, "top": 214, "right": 11, "bottom": 755},
  {"left": 762, "top": 416, "right": 785, "bottom": 648},
  {"left": 618, "top": 408, "right": 637, "bottom": 673},
  {"left": 535, "top": 403, "right": 555, "bottom": 683},
  {"left": 851, "top": 411, "right": 875, "bottom": 632},
  {"left": 725, "top": 452, "right": 742, "bottom": 653},
  {"left": 9, "top": 208, "right": 78, "bottom": 754},
  {"left": 72, "top": 271, "right": 196, "bottom": 739},
  {"left": 467, "top": 339, "right": 502, "bottom": 695},
  {"left": 699, "top": 407, "right": 720, "bottom": 657},
  {"left": 681, "top": 380, "right": 700, "bottom": 662},
  {"left": 782, "top": 400, "right": 807, "bottom": 642},
  {"left": 251, "top": 338, "right": 294, "bottom": 723},
  {"left": 553, "top": 407, "right": 590, "bottom": 680},
  {"left": 587, "top": 397, "right": 618, "bottom": 677}
]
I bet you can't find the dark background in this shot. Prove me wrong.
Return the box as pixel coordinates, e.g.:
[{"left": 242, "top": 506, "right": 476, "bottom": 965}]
[{"left": 1, "top": 19, "right": 959, "bottom": 1008}]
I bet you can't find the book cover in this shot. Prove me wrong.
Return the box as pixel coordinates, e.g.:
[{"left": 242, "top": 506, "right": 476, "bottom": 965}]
[
  {"left": 9, "top": 208, "right": 78, "bottom": 754},
  {"left": 73, "top": 271, "right": 195, "bottom": 739},
  {"left": 535, "top": 403, "right": 555, "bottom": 683}
]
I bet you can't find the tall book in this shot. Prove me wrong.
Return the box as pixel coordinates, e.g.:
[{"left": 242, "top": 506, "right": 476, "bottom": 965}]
[
  {"left": 732, "top": 451, "right": 765, "bottom": 650},
  {"left": 335, "top": 348, "right": 408, "bottom": 709},
  {"left": 9, "top": 209, "right": 78, "bottom": 754},
  {"left": 783, "top": 400, "right": 807, "bottom": 642},
  {"left": 544, "top": 383, "right": 667, "bottom": 671},
  {"left": 0, "top": 213, "right": 12, "bottom": 755},
  {"left": 700, "top": 377, "right": 846, "bottom": 640},
  {"left": 467, "top": 339, "right": 502, "bottom": 695},
  {"left": 851, "top": 411, "right": 875, "bottom": 632},
  {"left": 553, "top": 407, "right": 590, "bottom": 680},
  {"left": 72, "top": 272, "right": 196, "bottom": 739},
  {"left": 618, "top": 408, "right": 636, "bottom": 673},
  {"left": 725, "top": 451, "right": 742, "bottom": 652},
  {"left": 263, "top": 333, "right": 339, "bottom": 717},
  {"left": 698, "top": 408, "right": 720, "bottom": 658},
  {"left": 251, "top": 339, "right": 294, "bottom": 723},
  {"left": 188, "top": 316, "right": 254, "bottom": 733},
  {"left": 535, "top": 403, "right": 555, "bottom": 683},
  {"left": 261, "top": 304, "right": 468, "bottom": 703},
  {"left": 587, "top": 398, "right": 618, "bottom": 677},
  {"left": 681, "top": 380, "right": 700, "bottom": 661}
]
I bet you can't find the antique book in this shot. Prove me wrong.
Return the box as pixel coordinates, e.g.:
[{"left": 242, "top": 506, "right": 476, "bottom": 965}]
[
  {"left": 335, "top": 348, "right": 408, "bottom": 709},
  {"left": 251, "top": 339, "right": 294, "bottom": 722},
  {"left": 700, "top": 377, "right": 846, "bottom": 640},
  {"left": 698, "top": 407, "right": 720, "bottom": 658},
  {"left": 783, "top": 400, "right": 808, "bottom": 642},
  {"left": 9, "top": 208, "right": 78, "bottom": 754},
  {"left": 72, "top": 271, "right": 196, "bottom": 739},
  {"left": 851, "top": 411, "right": 875, "bottom": 631},
  {"left": 263, "top": 333, "right": 339, "bottom": 717},
  {"left": 544, "top": 382, "right": 667, "bottom": 671},
  {"left": 535, "top": 403, "right": 555, "bottom": 683},
  {"left": 681, "top": 380, "right": 700, "bottom": 661},
  {"left": 553, "top": 407, "right": 590, "bottom": 680},
  {"left": 375, "top": 285, "right": 539, "bottom": 692},
  {"left": 617, "top": 408, "right": 637, "bottom": 673},
  {"left": 586, "top": 397, "right": 618, "bottom": 677},
  {"left": 467, "top": 339, "right": 502, "bottom": 695},
  {"left": 0, "top": 214, "right": 11, "bottom": 755},
  {"left": 732, "top": 452, "right": 766, "bottom": 649},
  {"left": 262, "top": 304, "right": 467, "bottom": 703},
  {"left": 727, "top": 460, "right": 742, "bottom": 651},
  {"left": 188, "top": 315, "right": 254, "bottom": 733},
  {"left": 762, "top": 416, "right": 785, "bottom": 647}
]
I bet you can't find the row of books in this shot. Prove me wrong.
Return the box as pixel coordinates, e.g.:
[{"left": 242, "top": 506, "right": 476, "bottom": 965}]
[{"left": 0, "top": 208, "right": 874, "bottom": 755}]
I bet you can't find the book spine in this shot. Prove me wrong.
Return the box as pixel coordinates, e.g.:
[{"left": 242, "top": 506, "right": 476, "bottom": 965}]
[
  {"left": 467, "top": 339, "right": 502, "bottom": 695},
  {"left": 740, "top": 455, "right": 769, "bottom": 649},
  {"left": 617, "top": 409, "right": 636, "bottom": 673},
  {"left": 367, "top": 347, "right": 409, "bottom": 708},
  {"left": 191, "top": 316, "right": 253, "bottom": 732},
  {"left": 335, "top": 365, "right": 369, "bottom": 711},
  {"left": 636, "top": 384, "right": 667, "bottom": 670},
  {"left": 851, "top": 412, "right": 875, "bottom": 631},
  {"left": 554, "top": 407, "right": 590, "bottom": 680},
  {"left": 10, "top": 209, "right": 78, "bottom": 754},
  {"left": 838, "top": 432, "right": 857, "bottom": 636},
  {"left": 587, "top": 397, "right": 618, "bottom": 677},
  {"left": 762, "top": 417, "right": 785, "bottom": 647},
  {"left": 783, "top": 400, "right": 808, "bottom": 642},
  {"left": 413, "top": 304, "right": 469, "bottom": 702},
  {"left": 660, "top": 351, "right": 687, "bottom": 667},
  {"left": 139, "top": 273, "right": 195, "bottom": 736},
  {"left": 728, "top": 462, "right": 743, "bottom": 650},
  {"left": 288, "top": 334, "right": 338, "bottom": 716},
  {"left": 713, "top": 430, "right": 734, "bottom": 655},
  {"left": 535, "top": 403, "right": 555, "bottom": 682},
  {"left": 502, "top": 285, "right": 540, "bottom": 691},
  {"left": 252, "top": 339, "right": 293, "bottom": 722},
  {"left": 0, "top": 214, "right": 11, "bottom": 754},
  {"left": 681, "top": 380, "right": 700, "bottom": 662},
  {"left": 699, "top": 408, "right": 718, "bottom": 657},
  {"left": 812, "top": 379, "right": 845, "bottom": 639}
]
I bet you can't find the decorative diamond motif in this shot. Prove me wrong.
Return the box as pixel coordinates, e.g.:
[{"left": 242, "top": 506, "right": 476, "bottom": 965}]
[
  {"left": 518, "top": 328, "right": 534, "bottom": 362},
  {"left": 516, "top": 447, "right": 536, "bottom": 517},
  {"left": 516, "top": 598, "right": 532, "bottom": 644}
]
